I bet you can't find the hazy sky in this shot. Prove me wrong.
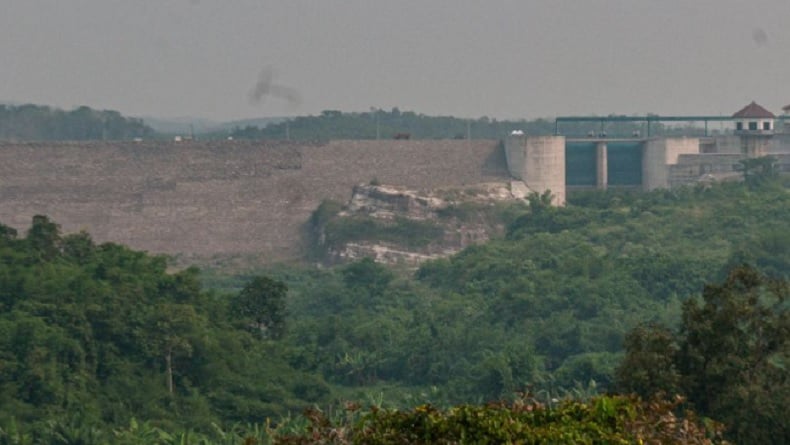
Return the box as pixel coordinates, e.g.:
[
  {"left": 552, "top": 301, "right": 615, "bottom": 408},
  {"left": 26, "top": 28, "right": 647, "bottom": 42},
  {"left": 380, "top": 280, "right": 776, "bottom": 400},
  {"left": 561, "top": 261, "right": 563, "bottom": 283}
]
[{"left": 2, "top": 0, "right": 789, "bottom": 121}]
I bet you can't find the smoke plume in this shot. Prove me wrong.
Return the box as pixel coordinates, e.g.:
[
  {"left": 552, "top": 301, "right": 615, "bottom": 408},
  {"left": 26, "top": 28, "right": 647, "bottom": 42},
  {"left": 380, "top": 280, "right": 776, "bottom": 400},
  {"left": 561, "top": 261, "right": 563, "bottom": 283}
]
[
  {"left": 248, "top": 67, "right": 301, "bottom": 107},
  {"left": 752, "top": 28, "right": 769, "bottom": 47}
]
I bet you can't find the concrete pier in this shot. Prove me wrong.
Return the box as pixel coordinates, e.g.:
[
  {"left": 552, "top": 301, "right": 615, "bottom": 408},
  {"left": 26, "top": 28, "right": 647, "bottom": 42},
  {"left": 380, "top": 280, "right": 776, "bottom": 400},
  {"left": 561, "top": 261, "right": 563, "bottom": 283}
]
[
  {"left": 596, "top": 142, "right": 607, "bottom": 190},
  {"left": 504, "top": 135, "right": 566, "bottom": 205}
]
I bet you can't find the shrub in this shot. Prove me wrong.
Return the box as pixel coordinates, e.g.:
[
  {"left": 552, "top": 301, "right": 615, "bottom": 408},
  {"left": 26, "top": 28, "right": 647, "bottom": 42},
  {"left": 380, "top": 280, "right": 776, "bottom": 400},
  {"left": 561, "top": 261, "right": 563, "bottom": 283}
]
[{"left": 275, "top": 395, "right": 727, "bottom": 444}]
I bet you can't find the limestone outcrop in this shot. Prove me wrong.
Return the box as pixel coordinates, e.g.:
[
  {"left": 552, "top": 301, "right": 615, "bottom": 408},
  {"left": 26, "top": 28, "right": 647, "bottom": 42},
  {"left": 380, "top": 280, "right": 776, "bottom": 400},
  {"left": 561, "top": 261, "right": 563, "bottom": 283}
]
[{"left": 316, "top": 182, "right": 527, "bottom": 266}]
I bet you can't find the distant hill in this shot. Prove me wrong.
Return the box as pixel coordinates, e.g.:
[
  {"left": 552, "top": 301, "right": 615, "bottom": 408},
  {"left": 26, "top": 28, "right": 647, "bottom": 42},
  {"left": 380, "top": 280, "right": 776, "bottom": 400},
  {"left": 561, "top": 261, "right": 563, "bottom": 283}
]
[
  {"left": 143, "top": 116, "right": 286, "bottom": 137},
  {"left": 227, "top": 109, "right": 711, "bottom": 141},
  {"left": 0, "top": 103, "right": 154, "bottom": 141},
  {"left": 140, "top": 116, "right": 219, "bottom": 135},
  {"left": 219, "top": 117, "right": 287, "bottom": 131},
  {"left": 229, "top": 108, "right": 551, "bottom": 141}
]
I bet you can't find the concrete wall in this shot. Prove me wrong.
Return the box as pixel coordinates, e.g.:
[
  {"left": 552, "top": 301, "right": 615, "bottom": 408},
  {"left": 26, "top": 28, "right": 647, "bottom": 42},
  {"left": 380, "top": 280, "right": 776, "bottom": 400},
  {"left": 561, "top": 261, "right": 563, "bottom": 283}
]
[
  {"left": 669, "top": 154, "right": 744, "bottom": 185},
  {"left": 504, "top": 135, "right": 565, "bottom": 205},
  {"left": 769, "top": 134, "right": 790, "bottom": 153},
  {"left": 701, "top": 136, "right": 741, "bottom": 154},
  {"left": 0, "top": 140, "right": 509, "bottom": 262},
  {"left": 742, "top": 136, "right": 774, "bottom": 157},
  {"left": 696, "top": 134, "right": 790, "bottom": 156},
  {"left": 642, "top": 137, "right": 699, "bottom": 190},
  {"left": 669, "top": 153, "right": 790, "bottom": 186},
  {"left": 504, "top": 135, "right": 525, "bottom": 179}
]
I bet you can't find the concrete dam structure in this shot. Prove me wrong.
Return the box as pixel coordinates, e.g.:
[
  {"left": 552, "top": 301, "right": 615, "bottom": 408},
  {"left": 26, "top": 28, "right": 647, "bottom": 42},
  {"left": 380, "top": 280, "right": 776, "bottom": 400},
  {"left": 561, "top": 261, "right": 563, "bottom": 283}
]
[
  {"left": 2, "top": 133, "right": 788, "bottom": 263},
  {"left": 504, "top": 135, "right": 706, "bottom": 196},
  {"left": 3, "top": 101, "right": 790, "bottom": 263},
  {"left": 504, "top": 134, "right": 790, "bottom": 199},
  {"left": 0, "top": 140, "right": 509, "bottom": 262},
  {"left": 504, "top": 102, "right": 790, "bottom": 203}
]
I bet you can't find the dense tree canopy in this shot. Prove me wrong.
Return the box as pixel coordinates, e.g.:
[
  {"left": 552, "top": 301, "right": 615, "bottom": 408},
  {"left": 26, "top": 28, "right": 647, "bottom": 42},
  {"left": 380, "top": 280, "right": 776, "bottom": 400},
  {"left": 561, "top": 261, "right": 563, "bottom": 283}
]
[
  {"left": 231, "top": 275, "right": 288, "bottom": 339},
  {"left": 617, "top": 266, "right": 789, "bottom": 445},
  {"left": 227, "top": 108, "right": 709, "bottom": 141},
  {"left": 0, "top": 216, "right": 327, "bottom": 434},
  {"left": 1, "top": 177, "right": 789, "bottom": 441}
]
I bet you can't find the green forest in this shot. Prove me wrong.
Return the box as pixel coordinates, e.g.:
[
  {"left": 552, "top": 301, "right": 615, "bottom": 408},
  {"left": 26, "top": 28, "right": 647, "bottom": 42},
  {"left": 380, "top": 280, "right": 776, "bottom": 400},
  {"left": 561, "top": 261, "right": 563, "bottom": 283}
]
[
  {"left": 229, "top": 108, "right": 552, "bottom": 140},
  {"left": 1, "top": 176, "right": 787, "bottom": 443},
  {"left": 229, "top": 108, "right": 719, "bottom": 141},
  {"left": 0, "top": 103, "right": 717, "bottom": 142},
  {"left": 0, "top": 104, "right": 153, "bottom": 141}
]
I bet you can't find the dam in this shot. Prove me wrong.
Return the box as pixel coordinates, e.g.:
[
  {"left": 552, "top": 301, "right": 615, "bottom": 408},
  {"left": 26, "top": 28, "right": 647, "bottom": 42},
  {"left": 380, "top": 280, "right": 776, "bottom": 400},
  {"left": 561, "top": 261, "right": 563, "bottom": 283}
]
[
  {"left": 503, "top": 102, "right": 790, "bottom": 205},
  {"left": 0, "top": 139, "right": 509, "bottom": 262},
  {"left": 2, "top": 101, "right": 790, "bottom": 262}
]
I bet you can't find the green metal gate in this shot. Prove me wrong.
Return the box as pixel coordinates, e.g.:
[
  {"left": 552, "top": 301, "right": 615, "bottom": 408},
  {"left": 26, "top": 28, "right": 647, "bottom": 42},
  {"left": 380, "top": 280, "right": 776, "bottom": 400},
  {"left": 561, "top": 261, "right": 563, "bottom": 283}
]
[
  {"left": 565, "top": 142, "right": 596, "bottom": 186},
  {"left": 607, "top": 142, "right": 643, "bottom": 186}
]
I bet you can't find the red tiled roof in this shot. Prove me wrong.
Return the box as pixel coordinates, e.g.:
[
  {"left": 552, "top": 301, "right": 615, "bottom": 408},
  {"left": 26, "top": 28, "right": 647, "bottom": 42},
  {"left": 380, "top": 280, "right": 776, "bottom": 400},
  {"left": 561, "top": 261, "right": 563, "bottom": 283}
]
[{"left": 732, "top": 101, "right": 776, "bottom": 119}]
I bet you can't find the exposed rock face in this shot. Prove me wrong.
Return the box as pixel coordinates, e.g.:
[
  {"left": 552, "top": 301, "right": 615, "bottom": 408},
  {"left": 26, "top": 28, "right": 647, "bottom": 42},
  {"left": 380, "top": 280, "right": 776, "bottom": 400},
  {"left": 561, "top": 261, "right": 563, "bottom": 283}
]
[
  {"left": 344, "top": 184, "right": 445, "bottom": 220},
  {"left": 323, "top": 182, "right": 526, "bottom": 266}
]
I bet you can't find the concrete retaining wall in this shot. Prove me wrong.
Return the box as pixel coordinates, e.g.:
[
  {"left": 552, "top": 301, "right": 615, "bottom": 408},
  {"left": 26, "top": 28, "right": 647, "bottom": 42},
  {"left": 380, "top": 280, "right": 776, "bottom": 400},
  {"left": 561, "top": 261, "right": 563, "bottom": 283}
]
[
  {"left": 642, "top": 138, "right": 700, "bottom": 190},
  {"left": 669, "top": 153, "right": 790, "bottom": 186}
]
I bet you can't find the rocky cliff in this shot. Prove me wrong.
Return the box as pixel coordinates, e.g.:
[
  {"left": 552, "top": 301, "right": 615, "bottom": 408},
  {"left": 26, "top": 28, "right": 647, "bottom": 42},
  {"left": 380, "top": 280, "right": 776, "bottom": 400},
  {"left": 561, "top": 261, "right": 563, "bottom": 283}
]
[{"left": 312, "top": 182, "right": 527, "bottom": 266}]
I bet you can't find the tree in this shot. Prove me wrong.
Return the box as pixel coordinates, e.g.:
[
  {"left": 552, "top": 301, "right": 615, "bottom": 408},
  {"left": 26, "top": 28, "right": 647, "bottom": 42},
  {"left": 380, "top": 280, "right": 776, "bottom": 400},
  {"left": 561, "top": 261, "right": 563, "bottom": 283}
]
[
  {"left": 0, "top": 223, "right": 17, "bottom": 242},
  {"left": 144, "top": 304, "right": 202, "bottom": 395},
  {"left": 341, "top": 258, "right": 393, "bottom": 297},
  {"left": 61, "top": 231, "right": 95, "bottom": 265},
  {"left": 231, "top": 276, "right": 287, "bottom": 339},
  {"left": 617, "top": 266, "right": 789, "bottom": 445},
  {"left": 678, "top": 266, "right": 788, "bottom": 444},
  {"left": 615, "top": 323, "right": 680, "bottom": 397},
  {"left": 0, "top": 103, "right": 153, "bottom": 140},
  {"left": 736, "top": 155, "right": 778, "bottom": 188},
  {"left": 527, "top": 190, "right": 555, "bottom": 209},
  {"left": 26, "top": 215, "right": 61, "bottom": 260}
]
